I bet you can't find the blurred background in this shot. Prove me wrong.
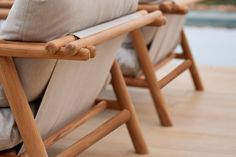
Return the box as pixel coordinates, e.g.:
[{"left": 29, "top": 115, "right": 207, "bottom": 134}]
[{"left": 182, "top": 0, "right": 236, "bottom": 67}]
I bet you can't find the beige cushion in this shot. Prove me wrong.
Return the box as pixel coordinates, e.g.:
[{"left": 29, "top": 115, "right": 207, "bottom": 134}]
[{"left": 0, "top": 0, "right": 138, "bottom": 42}]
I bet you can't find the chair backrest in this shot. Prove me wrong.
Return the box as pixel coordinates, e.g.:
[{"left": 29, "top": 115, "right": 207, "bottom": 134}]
[
  {"left": 148, "top": 14, "right": 186, "bottom": 64},
  {"left": 116, "top": 14, "right": 186, "bottom": 77},
  {"left": 35, "top": 36, "right": 125, "bottom": 139},
  {"left": 139, "top": 0, "right": 187, "bottom": 64}
]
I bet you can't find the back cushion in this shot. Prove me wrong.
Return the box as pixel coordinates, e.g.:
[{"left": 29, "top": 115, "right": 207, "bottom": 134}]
[{"left": 0, "top": 0, "right": 138, "bottom": 42}]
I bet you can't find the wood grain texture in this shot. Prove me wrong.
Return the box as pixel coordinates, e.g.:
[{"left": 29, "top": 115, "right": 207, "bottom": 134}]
[
  {"left": 131, "top": 29, "right": 173, "bottom": 126},
  {"left": 0, "top": 57, "right": 48, "bottom": 157},
  {"left": 181, "top": 29, "right": 204, "bottom": 91},
  {"left": 50, "top": 65, "right": 236, "bottom": 157},
  {"left": 0, "top": 41, "right": 91, "bottom": 60},
  {"left": 111, "top": 61, "right": 149, "bottom": 154},
  {"left": 57, "top": 110, "right": 130, "bottom": 157}
]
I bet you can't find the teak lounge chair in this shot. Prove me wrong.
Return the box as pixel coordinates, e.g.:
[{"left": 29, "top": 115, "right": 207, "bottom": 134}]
[
  {"left": 116, "top": 0, "right": 204, "bottom": 126},
  {"left": 0, "top": 0, "right": 166, "bottom": 156}
]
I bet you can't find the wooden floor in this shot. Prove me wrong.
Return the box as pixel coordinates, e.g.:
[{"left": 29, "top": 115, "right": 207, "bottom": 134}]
[{"left": 49, "top": 64, "right": 236, "bottom": 157}]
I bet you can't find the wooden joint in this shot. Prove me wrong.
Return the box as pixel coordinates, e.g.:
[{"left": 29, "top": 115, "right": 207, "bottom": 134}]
[
  {"left": 45, "top": 36, "right": 96, "bottom": 58},
  {"left": 149, "top": 15, "right": 167, "bottom": 26}
]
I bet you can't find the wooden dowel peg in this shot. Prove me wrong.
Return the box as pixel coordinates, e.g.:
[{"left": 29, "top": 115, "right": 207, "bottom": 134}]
[
  {"left": 86, "top": 45, "right": 96, "bottom": 58},
  {"left": 149, "top": 15, "right": 167, "bottom": 26},
  {"left": 45, "top": 35, "right": 77, "bottom": 54}
]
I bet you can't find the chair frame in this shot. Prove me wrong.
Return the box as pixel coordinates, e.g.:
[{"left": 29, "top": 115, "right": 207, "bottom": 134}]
[
  {"left": 0, "top": 10, "right": 166, "bottom": 157},
  {"left": 123, "top": 2, "right": 204, "bottom": 126}
]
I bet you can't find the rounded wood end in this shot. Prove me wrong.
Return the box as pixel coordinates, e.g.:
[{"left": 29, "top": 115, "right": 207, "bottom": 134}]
[
  {"left": 45, "top": 42, "right": 58, "bottom": 54},
  {"left": 86, "top": 46, "right": 96, "bottom": 58},
  {"left": 78, "top": 48, "right": 91, "bottom": 59},
  {"left": 64, "top": 44, "right": 77, "bottom": 56}
]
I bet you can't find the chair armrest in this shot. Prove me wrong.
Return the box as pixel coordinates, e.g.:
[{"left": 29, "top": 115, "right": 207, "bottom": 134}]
[
  {"left": 0, "top": 10, "right": 165, "bottom": 60},
  {"left": 60, "top": 10, "right": 165, "bottom": 55},
  {"left": 138, "top": 0, "right": 189, "bottom": 15},
  {"left": 0, "top": 40, "right": 91, "bottom": 60}
]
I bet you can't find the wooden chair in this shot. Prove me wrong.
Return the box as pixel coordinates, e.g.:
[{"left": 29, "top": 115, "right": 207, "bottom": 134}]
[
  {"left": 116, "top": 1, "right": 204, "bottom": 127},
  {"left": 0, "top": 7, "right": 167, "bottom": 157}
]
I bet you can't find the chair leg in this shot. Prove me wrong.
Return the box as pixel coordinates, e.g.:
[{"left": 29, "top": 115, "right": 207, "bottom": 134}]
[
  {"left": 131, "top": 29, "right": 173, "bottom": 127},
  {"left": 0, "top": 57, "right": 48, "bottom": 157},
  {"left": 180, "top": 29, "right": 204, "bottom": 91},
  {"left": 111, "top": 61, "right": 149, "bottom": 154}
]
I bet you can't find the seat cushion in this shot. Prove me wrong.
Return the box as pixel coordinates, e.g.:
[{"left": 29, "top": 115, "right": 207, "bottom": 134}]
[{"left": 0, "top": 0, "right": 138, "bottom": 42}]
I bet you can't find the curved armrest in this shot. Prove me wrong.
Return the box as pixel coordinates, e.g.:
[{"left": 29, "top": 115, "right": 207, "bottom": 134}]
[
  {"left": 0, "top": 40, "right": 92, "bottom": 60},
  {"left": 57, "top": 10, "right": 165, "bottom": 55},
  {"left": 0, "top": 10, "right": 166, "bottom": 60}
]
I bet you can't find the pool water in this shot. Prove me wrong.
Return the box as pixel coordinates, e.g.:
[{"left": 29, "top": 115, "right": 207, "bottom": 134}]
[{"left": 180, "top": 26, "right": 236, "bottom": 67}]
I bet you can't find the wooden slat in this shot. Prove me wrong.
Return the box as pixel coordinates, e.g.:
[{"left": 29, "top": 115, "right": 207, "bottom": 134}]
[
  {"left": 125, "top": 60, "right": 192, "bottom": 89},
  {"left": 44, "top": 101, "right": 107, "bottom": 147},
  {"left": 158, "top": 60, "right": 192, "bottom": 88},
  {"left": 57, "top": 109, "right": 131, "bottom": 157},
  {"left": 181, "top": 30, "right": 204, "bottom": 90},
  {"left": 125, "top": 77, "right": 147, "bottom": 88}
]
